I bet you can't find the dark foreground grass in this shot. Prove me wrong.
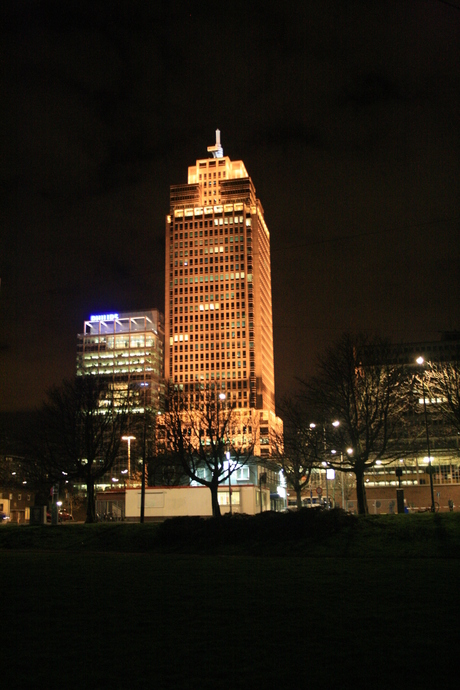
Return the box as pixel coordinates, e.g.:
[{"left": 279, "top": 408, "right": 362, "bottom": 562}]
[
  {"left": 2, "top": 509, "right": 460, "bottom": 557},
  {"left": 2, "top": 511, "right": 460, "bottom": 689},
  {"left": 1, "top": 551, "right": 457, "bottom": 689}
]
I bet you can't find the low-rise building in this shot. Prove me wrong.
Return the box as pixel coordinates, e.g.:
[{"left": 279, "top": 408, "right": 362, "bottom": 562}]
[{"left": 124, "top": 484, "right": 270, "bottom": 521}]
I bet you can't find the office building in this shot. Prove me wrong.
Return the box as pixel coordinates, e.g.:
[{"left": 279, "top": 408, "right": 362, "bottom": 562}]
[
  {"left": 165, "top": 131, "right": 282, "bottom": 456},
  {"left": 76, "top": 309, "right": 164, "bottom": 413}
]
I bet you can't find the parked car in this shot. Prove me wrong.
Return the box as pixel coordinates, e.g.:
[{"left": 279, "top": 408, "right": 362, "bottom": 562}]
[
  {"left": 58, "top": 510, "right": 73, "bottom": 522},
  {"left": 47, "top": 508, "right": 74, "bottom": 522},
  {"left": 1, "top": 512, "right": 11, "bottom": 523},
  {"left": 286, "top": 497, "right": 333, "bottom": 510}
]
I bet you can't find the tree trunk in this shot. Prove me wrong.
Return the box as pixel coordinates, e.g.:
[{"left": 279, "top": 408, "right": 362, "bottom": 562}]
[
  {"left": 85, "top": 475, "right": 97, "bottom": 523},
  {"left": 296, "top": 487, "right": 303, "bottom": 510},
  {"left": 210, "top": 483, "right": 221, "bottom": 518},
  {"left": 355, "top": 466, "right": 368, "bottom": 515}
]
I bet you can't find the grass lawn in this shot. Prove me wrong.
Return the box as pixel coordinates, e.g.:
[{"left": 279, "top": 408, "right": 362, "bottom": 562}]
[{"left": 1, "top": 550, "right": 457, "bottom": 689}]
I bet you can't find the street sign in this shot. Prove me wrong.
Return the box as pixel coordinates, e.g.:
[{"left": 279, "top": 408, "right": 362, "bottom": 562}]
[{"left": 316, "top": 486, "right": 323, "bottom": 496}]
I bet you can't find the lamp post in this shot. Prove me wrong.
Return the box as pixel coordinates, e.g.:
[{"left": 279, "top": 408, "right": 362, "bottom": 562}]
[
  {"left": 311, "top": 420, "right": 340, "bottom": 509},
  {"left": 219, "top": 393, "right": 232, "bottom": 514},
  {"left": 140, "top": 422, "right": 146, "bottom": 523},
  {"left": 416, "top": 357, "right": 435, "bottom": 513},
  {"left": 327, "top": 421, "right": 340, "bottom": 509},
  {"left": 259, "top": 472, "right": 267, "bottom": 513},
  {"left": 139, "top": 385, "right": 149, "bottom": 524},
  {"left": 344, "top": 448, "right": 353, "bottom": 510},
  {"left": 122, "top": 435, "right": 136, "bottom": 484}
]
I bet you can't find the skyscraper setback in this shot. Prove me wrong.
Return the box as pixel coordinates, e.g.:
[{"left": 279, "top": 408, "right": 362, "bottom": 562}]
[{"left": 165, "top": 131, "right": 282, "bottom": 454}]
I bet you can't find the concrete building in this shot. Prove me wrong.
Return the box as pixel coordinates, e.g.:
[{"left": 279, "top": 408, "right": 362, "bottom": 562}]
[{"left": 164, "top": 131, "right": 283, "bottom": 459}]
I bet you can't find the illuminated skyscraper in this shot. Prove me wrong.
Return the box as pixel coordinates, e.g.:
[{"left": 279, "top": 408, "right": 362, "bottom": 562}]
[{"left": 165, "top": 131, "right": 282, "bottom": 456}]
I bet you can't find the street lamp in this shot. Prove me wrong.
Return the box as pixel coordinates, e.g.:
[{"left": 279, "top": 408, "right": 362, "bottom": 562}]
[
  {"left": 337, "top": 448, "right": 354, "bottom": 510},
  {"left": 309, "top": 421, "right": 340, "bottom": 508},
  {"left": 218, "top": 393, "right": 233, "bottom": 514},
  {"left": 122, "top": 435, "right": 136, "bottom": 481},
  {"left": 416, "top": 357, "right": 435, "bottom": 513}
]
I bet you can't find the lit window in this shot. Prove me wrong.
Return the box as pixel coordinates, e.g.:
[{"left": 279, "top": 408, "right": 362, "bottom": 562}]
[{"left": 218, "top": 491, "right": 241, "bottom": 506}]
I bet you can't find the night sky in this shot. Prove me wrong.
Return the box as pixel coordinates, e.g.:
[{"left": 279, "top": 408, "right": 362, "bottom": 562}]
[{"left": 1, "top": 0, "right": 459, "bottom": 412}]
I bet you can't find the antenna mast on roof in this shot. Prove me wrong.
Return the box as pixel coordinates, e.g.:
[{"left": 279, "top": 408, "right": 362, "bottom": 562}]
[{"left": 207, "top": 129, "right": 223, "bottom": 158}]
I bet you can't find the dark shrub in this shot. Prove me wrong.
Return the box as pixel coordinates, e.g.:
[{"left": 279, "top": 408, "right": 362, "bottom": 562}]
[{"left": 156, "top": 508, "right": 356, "bottom": 552}]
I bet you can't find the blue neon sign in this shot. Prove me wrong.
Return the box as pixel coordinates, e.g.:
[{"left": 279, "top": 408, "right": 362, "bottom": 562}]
[{"left": 90, "top": 313, "right": 119, "bottom": 322}]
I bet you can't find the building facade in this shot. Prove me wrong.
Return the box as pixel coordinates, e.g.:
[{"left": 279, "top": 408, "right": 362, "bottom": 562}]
[
  {"left": 76, "top": 309, "right": 165, "bottom": 413},
  {"left": 389, "top": 332, "right": 460, "bottom": 367},
  {"left": 0, "top": 487, "right": 33, "bottom": 524},
  {"left": 164, "top": 131, "right": 283, "bottom": 458},
  {"left": 294, "top": 334, "right": 460, "bottom": 513}
]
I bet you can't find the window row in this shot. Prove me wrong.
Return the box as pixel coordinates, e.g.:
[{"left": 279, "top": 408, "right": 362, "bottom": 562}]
[
  {"left": 174, "top": 361, "right": 246, "bottom": 370},
  {"left": 198, "top": 171, "right": 226, "bottom": 180},
  {"left": 174, "top": 256, "right": 245, "bottom": 265},
  {"left": 174, "top": 293, "right": 244, "bottom": 302},
  {"left": 172, "top": 217, "right": 251, "bottom": 232},
  {"left": 174, "top": 282, "right": 244, "bottom": 293},
  {"left": 174, "top": 309, "right": 246, "bottom": 319},
  {"left": 173, "top": 373, "right": 250, "bottom": 386},
  {"left": 173, "top": 236, "right": 245, "bottom": 247},
  {"left": 174, "top": 354, "right": 247, "bottom": 364},
  {"left": 174, "top": 363, "right": 247, "bottom": 374}
]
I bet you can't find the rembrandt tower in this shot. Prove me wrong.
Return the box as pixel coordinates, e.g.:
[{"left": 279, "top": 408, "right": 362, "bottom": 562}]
[{"left": 165, "top": 131, "right": 282, "bottom": 454}]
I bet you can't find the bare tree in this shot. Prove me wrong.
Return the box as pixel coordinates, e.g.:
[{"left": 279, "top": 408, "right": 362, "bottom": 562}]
[
  {"left": 271, "top": 395, "right": 321, "bottom": 509},
  {"left": 159, "top": 386, "right": 256, "bottom": 518},
  {"left": 421, "top": 357, "right": 460, "bottom": 433},
  {"left": 30, "top": 377, "right": 127, "bottom": 522},
  {"left": 301, "top": 333, "right": 410, "bottom": 514},
  {"left": 147, "top": 451, "right": 189, "bottom": 486}
]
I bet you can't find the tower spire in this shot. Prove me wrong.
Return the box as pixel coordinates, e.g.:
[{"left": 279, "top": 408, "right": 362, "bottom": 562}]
[{"left": 207, "top": 129, "right": 223, "bottom": 158}]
